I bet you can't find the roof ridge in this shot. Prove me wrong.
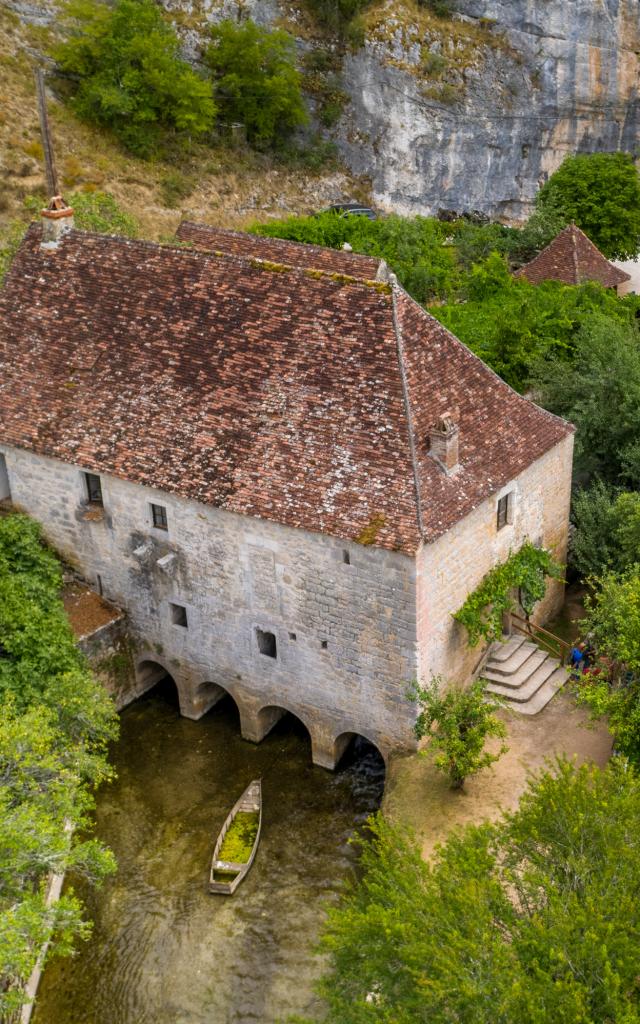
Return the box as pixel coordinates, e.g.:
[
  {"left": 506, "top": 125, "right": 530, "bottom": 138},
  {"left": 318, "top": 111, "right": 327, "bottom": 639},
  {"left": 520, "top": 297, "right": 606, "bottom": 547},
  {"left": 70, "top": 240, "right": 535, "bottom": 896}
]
[
  {"left": 179, "top": 220, "right": 382, "bottom": 265},
  {"left": 34, "top": 225, "right": 392, "bottom": 295},
  {"left": 570, "top": 224, "right": 580, "bottom": 284},
  {"left": 391, "top": 284, "right": 426, "bottom": 541}
]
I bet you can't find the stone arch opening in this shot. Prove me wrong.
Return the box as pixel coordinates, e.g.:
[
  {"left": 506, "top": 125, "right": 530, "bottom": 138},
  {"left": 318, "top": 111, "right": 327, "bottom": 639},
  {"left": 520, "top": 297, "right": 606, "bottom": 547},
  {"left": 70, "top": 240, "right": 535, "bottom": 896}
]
[
  {"left": 136, "top": 659, "right": 180, "bottom": 709},
  {"left": 254, "top": 704, "right": 313, "bottom": 749},
  {"left": 197, "top": 680, "right": 241, "bottom": 725},
  {"left": 333, "top": 731, "right": 387, "bottom": 776}
]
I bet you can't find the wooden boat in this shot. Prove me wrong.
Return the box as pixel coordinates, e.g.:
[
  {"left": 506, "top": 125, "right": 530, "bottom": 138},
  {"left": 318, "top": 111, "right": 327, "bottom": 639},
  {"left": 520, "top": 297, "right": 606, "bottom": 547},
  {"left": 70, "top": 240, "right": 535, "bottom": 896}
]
[{"left": 209, "top": 779, "right": 262, "bottom": 895}]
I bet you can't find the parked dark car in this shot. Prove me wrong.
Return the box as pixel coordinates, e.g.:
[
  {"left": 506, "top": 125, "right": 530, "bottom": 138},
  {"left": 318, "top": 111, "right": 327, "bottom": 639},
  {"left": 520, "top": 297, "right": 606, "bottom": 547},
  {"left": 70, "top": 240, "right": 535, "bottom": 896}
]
[{"left": 323, "top": 202, "right": 377, "bottom": 220}]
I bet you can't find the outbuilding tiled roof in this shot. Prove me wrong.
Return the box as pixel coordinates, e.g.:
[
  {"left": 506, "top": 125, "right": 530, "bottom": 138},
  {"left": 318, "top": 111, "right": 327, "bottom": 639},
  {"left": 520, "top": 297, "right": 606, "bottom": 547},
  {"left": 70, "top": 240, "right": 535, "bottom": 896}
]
[
  {"left": 176, "top": 221, "right": 384, "bottom": 280},
  {"left": 515, "top": 223, "right": 631, "bottom": 289},
  {"left": 0, "top": 224, "right": 572, "bottom": 553}
]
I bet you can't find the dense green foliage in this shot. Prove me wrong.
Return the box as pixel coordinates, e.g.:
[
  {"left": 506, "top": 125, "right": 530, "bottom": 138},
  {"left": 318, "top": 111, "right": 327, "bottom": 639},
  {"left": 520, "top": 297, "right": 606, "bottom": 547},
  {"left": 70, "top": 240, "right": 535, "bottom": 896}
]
[
  {"left": 303, "top": 758, "right": 640, "bottom": 1024},
  {"left": 54, "top": 0, "right": 215, "bottom": 156},
  {"left": 570, "top": 481, "right": 640, "bottom": 577},
  {"left": 252, "top": 211, "right": 457, "bottom": 304},
  {"left": 535, "top": 152, "right": 640, "bottom": 260},
  {"left": 204, "top": 19, "right": 307, "bottom": 148},
  {"left": 0, "top": 221, "right": 26, "bottom": 288},
  {"left": 454, "top": 542, "right": 564, "bottom": 646},
  {"left": 533, "top": 314, "right": 640, "bottom": 487},
  {"left": 412, "top": 678, "right": 506, "bottom": 787},
  {"left": 0, "top": 514, "right": 117, "bottom": 1013},
  {"left": 576, "top": 569, "right": 640, "bottom": 764},
  {"left": 304, "top": 0, "right": 371, "bottom": 37},
  {"left": 435, "top": 260, "right": 640, "bottom": 391}
]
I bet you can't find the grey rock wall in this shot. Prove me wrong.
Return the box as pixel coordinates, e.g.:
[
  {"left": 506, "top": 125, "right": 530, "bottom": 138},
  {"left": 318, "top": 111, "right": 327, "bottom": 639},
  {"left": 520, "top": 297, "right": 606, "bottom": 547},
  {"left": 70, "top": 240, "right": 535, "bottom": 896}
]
[{"left": 11, "top": 0, "right": 640, "bottom": 220}]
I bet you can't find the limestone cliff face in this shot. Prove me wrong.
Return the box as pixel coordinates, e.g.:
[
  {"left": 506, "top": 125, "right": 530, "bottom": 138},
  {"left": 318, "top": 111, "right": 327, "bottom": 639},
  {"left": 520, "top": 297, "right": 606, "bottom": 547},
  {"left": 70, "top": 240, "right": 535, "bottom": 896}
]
[
  {"left": 340, "top": 0, "right": 640, "bottom": 220},
  {"left": 12, "top": 0, "right": 640, "bottom": 220}
]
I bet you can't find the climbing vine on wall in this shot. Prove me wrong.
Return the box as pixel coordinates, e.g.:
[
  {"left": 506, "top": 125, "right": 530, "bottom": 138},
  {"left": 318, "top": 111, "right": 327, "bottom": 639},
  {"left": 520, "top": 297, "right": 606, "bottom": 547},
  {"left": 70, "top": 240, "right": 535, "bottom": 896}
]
[{"left": 454, "top": 542, "right": 564, "bottom": 646}]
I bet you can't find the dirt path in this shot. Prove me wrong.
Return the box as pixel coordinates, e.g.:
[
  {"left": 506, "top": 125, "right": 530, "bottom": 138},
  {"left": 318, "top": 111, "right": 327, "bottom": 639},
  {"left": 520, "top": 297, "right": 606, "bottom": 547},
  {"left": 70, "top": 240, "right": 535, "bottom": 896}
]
[{"left": 383, "top": 689, "right": 612, "bottom": 860}]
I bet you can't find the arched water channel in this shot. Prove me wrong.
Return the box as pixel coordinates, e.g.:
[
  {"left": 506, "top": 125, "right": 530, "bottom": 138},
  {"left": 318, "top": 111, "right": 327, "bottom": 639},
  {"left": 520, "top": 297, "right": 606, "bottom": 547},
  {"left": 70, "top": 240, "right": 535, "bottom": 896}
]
[{"left": 33, "top": 677, "right": 385, "bottom": 1024}]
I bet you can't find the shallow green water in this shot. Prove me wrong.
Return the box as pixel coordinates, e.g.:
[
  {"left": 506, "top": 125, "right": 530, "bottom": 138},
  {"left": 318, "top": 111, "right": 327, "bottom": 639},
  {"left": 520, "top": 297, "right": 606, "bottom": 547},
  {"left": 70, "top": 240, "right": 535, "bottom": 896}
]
[{"left": 33, "top": 683, "right": 384, "bottom": 1024}]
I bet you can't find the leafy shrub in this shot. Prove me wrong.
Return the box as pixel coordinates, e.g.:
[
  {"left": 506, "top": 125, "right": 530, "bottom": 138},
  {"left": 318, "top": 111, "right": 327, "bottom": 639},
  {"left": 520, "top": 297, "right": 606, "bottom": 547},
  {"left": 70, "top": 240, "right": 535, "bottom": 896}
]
[
  {"left": 535, "top": 151, "right": 640, "bottom": 259},
  {"left": 160, "top": 170, "right": 195, "bottom": 209},
  {"left": 576, "top": 568, "right": 640, "bottom": 763},
  {"left": 204, "top": 19, "right": 308, "bottom": 148},
  {"left": 305, "top": 0, "right": 371, "bottom": 35},
  {"left": 53, "top": 0, "right": 216, "bottom": 157},
  {"left": 412, "top": 677, "right": 507, "bottom": 788}
]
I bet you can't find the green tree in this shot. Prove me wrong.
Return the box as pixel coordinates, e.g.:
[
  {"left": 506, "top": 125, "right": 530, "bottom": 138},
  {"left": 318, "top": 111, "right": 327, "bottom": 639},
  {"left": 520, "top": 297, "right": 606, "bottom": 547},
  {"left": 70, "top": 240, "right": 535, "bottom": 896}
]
[
  {"left": 204, "top": 19, "right": 307, "bottom": 148},
  {"left": 535, "top": 152, "right": 640, "bottom": 259},
  {"left": 303, "top": 758, "right": 640, "bottom": 1024},
  {"left": 571, "top": 482, "right": 640, "bottom": 578},
  {"left": 412, "top": 678, "right": 507, "bottom": 788},
  {"left": 533, "top": 313, "right": 640, "bottom": 486},
  {"left": 0, "top": 514, "right": 118, "bottom": 1011},
  {"left": 54, "top": 0, "right": 216, "bottom": 157}
]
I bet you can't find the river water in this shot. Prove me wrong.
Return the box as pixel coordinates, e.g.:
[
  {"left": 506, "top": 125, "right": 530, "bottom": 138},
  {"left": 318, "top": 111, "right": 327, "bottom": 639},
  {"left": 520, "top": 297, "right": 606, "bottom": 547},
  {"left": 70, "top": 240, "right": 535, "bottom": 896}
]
[{"left": 33, "top": 682, "right": 384, "bottom": 1024}]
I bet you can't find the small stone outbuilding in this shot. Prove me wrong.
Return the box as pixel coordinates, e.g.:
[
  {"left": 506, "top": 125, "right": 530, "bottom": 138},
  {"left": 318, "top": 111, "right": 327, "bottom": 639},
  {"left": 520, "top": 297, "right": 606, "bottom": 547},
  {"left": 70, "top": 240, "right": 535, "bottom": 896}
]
[
  {"left": 515, "top": 222, "right": 631, "bottom": 293},
  {"left": 0, "top": 212, "right": 574, "bottom": 767}
]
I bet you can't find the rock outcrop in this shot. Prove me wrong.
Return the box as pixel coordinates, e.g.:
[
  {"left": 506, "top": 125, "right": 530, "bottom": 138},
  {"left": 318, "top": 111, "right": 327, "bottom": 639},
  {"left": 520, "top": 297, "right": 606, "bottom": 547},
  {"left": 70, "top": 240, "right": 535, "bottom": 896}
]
[{"left": 10, "top": 0, "right": 640, "bottom": 221}]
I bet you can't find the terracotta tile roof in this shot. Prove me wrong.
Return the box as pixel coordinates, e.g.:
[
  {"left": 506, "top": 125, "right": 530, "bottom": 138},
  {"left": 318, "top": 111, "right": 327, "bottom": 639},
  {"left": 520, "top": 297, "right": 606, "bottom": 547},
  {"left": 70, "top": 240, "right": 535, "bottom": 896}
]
[
  {"left": 0, "top": 225, "right": 572, "bottom": 554},
  {"left": 176, "top": 221, "right": 384, "bottom": 280},
  {"left": 515, "top": 223, "right": 631, "bottom": 289}
]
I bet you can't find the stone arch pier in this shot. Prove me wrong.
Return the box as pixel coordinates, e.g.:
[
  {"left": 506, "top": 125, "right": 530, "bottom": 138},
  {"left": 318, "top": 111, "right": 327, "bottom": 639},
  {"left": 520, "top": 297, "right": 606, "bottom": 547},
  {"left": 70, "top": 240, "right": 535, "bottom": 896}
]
[{"left": 134, "top": 654, "right": 390, "bottom": 770}]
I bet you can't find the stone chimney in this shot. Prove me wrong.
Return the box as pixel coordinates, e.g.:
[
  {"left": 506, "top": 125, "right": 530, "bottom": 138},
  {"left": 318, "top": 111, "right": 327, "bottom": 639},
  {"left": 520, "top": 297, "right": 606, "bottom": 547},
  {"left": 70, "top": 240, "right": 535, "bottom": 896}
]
[
  {"left": 41, "top": 195, "right": 74, "bottom": 247},
  {"left": 429, "top": 410, "right": 460, "bottom": 474}
]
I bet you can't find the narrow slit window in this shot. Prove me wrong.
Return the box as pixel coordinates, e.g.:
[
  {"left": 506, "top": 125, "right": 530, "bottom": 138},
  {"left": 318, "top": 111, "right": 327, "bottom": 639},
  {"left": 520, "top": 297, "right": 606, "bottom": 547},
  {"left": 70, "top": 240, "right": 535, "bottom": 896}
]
[
  {"left": 497, "top": 492, "right": 514, "bottom": 531},
  {"left": 256, "top": 629, "right": 277, "bottom": 658},
  {"left": 96, "top": 573, "right": 103, "bottom": 596},
  {"left": 343, "top": 550, "right": 351, "bottom": 565},
  {"left": 321, "top": 639, "right": 328, "bottom": 650},
  {"left": 151, "top": 503, "right": 168, "bottom": 530},
  {"left": 84, "top": 472, "right": 103, "bottom": 506},
  {"left": 170, "top": 603, "right": 188, "bottom": 628}
]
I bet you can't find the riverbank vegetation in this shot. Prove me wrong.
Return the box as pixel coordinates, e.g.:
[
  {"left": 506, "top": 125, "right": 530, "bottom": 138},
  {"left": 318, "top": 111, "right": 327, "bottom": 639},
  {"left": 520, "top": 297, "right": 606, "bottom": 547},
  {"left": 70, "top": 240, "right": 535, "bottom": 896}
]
[
  {"left": 300, "top": 757, "right": 640, "bottom": 1023},
  {"left": 0, "top": 513, "right": 117, "bottom": 1017}
]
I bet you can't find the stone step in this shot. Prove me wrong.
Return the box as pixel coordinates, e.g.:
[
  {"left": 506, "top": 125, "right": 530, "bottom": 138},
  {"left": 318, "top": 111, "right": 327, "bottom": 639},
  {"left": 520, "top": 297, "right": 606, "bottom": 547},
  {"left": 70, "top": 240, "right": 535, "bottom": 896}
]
[
  {"left": 485, "top": 640, "right": 540, "bottom": 677},
  {"left": 511, "top": 667, "right": 568, "bottom": 715},
  {"left": 488, "top": 635, "right": 528, "bottom": 663},
  {"left": 485, "top": 658, "right": 566, "bottom": 703},
  {"left": 483, "top": 648, "right": 549, "bottom": 688}
]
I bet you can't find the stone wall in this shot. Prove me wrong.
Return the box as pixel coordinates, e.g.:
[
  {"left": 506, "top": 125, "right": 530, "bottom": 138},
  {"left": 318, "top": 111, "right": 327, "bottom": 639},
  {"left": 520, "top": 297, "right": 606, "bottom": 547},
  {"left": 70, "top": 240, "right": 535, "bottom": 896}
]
[
  {"left": 77, "top": 615, "right": 139, "bottom": 711},
  {"left": 1, "top": 444, "right": 417, "bottom": 767},
  {"left": 416, "top": 432, "right": 574, "bottom": 686}
]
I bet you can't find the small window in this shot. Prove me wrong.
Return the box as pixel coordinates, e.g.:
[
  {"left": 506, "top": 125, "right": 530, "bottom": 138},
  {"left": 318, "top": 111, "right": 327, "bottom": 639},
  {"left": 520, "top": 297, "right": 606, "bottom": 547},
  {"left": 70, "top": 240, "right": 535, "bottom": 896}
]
[
  {"left": 497, "top": 492, "right": 514, "bottom": 531},
  {"left": 343, "top": 550, "right": 351, "bottom": 565},
  {"left": 320, "top": 639, "right": 328, "bottom": 650},
  {"left": 288, "top": 632, "right": 297, "bottom": 641},
  {"left": 170, "top": 603, "right": 188, "bottom": 628},
  {"left": 256, "top": 628, "right": 277, "bottom": 658},
  {"left": 151, "top": 503, "right": 168, "bottom": 531},
  {"left": 84, "top": 472, "right": 103, "bottom": 506},
  {"left": 96, "top": 573, "right": 103, "bottom": 596}
]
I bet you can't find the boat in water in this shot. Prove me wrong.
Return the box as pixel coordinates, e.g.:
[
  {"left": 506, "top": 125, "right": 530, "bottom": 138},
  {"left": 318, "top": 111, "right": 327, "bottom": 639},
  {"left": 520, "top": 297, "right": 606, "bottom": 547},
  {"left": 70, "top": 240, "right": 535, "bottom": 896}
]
[{"left": 209, "top": 779, "right": 262, "bottom": 894}]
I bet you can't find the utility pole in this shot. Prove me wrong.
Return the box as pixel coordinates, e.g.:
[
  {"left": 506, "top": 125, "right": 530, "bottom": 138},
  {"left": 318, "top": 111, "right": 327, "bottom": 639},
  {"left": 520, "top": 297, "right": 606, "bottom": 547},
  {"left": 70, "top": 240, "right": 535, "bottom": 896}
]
[{"left": 35, "top": 66, "right": 58, "bottom": 197}]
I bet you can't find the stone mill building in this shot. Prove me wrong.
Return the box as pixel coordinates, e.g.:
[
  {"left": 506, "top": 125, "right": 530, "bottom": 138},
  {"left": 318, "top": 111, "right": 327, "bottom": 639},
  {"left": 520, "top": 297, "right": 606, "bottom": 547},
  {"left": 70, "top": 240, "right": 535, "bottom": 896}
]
[{"left": 0, "top": 203, "right": 574, "bottom": 767}]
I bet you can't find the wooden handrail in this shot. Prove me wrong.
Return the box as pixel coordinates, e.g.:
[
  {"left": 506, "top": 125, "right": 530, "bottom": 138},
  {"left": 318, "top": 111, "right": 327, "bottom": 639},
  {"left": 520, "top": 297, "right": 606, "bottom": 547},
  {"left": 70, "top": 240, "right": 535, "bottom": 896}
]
[{"left": 510, "top": 613, "right": 572, "bottom": 666}]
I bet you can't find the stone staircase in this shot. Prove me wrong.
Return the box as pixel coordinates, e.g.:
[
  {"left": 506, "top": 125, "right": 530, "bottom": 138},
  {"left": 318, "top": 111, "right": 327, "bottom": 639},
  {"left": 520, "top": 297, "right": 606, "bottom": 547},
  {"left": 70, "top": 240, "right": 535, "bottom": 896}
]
[{"left": 482, "top": 635, "right": 568, "bottom": 715}]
